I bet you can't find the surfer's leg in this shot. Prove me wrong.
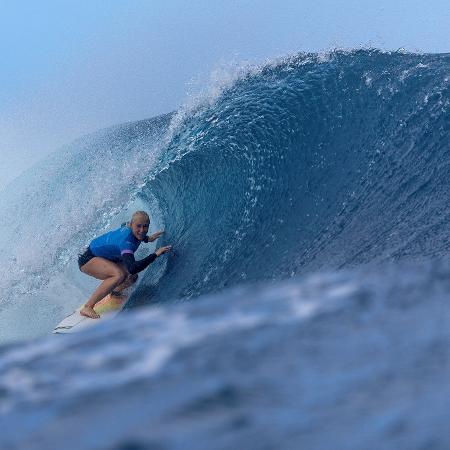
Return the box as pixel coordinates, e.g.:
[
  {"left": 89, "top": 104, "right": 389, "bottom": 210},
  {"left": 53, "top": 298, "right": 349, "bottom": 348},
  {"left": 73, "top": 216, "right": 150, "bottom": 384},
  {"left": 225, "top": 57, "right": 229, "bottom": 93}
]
[
  {"left": 79, "top": 257, "right": 127, "bottom": 319},
  {"left": 111, "top": 264, "right": 138, "bottom": 296}
]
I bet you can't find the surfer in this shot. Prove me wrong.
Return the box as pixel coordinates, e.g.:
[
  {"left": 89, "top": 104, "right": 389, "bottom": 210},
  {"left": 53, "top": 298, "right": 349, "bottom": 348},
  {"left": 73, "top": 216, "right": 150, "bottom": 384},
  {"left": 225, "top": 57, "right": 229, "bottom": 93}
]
[{"left": 77, "top": 211, "right": 171, "bottom": 319}]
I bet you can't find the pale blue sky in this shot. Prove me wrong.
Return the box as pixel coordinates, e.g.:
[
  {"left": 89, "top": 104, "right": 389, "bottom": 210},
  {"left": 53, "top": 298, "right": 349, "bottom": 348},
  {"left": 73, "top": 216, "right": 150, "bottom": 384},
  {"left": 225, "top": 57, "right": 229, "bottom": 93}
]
[{"left": 1, "top": 0, "right": 449, "bottom": 188}]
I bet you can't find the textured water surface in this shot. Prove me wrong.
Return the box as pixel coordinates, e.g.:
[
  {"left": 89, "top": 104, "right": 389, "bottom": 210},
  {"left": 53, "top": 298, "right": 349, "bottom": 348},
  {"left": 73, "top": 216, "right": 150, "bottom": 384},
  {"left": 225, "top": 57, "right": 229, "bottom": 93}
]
[{"left": 0, "top": 49, "right": 450, "bottom": 449}]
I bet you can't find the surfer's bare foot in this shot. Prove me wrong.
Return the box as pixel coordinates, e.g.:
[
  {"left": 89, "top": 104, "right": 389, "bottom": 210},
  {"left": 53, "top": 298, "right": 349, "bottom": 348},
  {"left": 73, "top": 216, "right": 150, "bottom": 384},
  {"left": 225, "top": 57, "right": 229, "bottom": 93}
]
[{"left": 80, "top": 305, "right": 100, "bottom": 319}]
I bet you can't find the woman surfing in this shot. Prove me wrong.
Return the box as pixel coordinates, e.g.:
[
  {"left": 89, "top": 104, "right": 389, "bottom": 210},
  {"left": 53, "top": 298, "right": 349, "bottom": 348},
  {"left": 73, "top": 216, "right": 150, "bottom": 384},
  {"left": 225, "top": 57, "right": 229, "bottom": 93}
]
[{"left": 78, "top": 211, "right": 171, "bottom": 319}]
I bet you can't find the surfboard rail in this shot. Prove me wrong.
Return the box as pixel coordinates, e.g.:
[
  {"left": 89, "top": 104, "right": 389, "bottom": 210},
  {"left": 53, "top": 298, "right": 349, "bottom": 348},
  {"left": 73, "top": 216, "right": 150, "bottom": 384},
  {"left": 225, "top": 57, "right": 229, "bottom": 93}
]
[{"left": 53, "top": 292, "right": 130, "bottom": 334}]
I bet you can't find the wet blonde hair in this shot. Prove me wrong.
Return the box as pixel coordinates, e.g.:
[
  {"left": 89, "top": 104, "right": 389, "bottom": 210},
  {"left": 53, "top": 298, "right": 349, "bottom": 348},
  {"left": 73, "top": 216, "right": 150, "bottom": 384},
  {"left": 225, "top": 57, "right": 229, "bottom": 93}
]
[{"left": 126, "top": 211, "right": 150, "bottom": 227}]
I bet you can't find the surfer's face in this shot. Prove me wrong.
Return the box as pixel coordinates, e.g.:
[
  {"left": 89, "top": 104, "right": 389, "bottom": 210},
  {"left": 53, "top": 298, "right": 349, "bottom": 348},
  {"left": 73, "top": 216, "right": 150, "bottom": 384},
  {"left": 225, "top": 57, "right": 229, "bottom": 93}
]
[{"left": 131, "top": 218, "right": 150, "bottom": 241}]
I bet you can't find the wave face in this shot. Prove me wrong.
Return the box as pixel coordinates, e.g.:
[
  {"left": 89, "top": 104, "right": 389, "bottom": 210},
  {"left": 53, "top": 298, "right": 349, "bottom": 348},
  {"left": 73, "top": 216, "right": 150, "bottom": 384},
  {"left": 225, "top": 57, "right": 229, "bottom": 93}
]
[{"left": 130, "top": 49, "right": 450, "bottom": 305}]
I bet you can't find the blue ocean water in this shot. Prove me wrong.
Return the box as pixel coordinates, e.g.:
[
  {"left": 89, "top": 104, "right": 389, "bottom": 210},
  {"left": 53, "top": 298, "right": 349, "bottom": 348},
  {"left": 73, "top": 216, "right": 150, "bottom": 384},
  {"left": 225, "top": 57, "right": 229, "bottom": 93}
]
[{"left": 0, "top": 50, "right": 450, "bottom": 449}]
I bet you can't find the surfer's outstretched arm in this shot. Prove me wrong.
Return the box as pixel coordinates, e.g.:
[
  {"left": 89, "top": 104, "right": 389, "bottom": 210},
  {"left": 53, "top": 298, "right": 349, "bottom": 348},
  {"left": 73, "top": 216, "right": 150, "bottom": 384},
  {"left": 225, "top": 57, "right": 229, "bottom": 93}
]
[{"left": 121, "top": 245, "right": 172, "bottom": 275}]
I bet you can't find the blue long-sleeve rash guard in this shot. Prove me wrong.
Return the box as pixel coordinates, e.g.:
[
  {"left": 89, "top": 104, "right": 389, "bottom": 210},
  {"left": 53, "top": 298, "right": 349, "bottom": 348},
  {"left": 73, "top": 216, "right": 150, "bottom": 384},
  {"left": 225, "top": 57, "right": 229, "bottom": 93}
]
[{"left": 89, "top": 226, "right": 157, "bottom": 275}]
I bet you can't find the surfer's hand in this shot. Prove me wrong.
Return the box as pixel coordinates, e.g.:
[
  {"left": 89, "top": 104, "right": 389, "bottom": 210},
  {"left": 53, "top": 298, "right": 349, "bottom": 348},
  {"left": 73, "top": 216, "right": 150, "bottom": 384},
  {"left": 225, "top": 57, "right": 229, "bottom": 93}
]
[
  {"left": 155, "top": 245, "right": 172, "bottom": 256},
  {"left": 148, "top": 230, "right": 164, "bottom": 242}
]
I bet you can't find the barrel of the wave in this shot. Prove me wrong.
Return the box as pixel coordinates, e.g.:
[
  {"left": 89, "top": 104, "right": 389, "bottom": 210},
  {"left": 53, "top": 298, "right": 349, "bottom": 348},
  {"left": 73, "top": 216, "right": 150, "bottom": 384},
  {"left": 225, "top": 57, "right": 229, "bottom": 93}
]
[{"left": 53, "top": 290, "right": 131, "bottom": 334}]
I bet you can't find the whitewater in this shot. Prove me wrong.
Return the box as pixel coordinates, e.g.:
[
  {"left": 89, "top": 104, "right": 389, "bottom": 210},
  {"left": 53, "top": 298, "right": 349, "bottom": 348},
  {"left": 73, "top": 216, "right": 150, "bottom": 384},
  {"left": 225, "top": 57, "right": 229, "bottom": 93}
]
[{"left": 0, "top": 49, "right": 450, "bottom": 449}]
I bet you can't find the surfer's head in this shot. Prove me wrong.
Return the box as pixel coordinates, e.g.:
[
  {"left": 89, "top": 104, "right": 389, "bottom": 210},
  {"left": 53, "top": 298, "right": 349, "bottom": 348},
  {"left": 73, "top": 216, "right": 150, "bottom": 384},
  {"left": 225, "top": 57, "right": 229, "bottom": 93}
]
[{"left": 130, "top": 210, "right": 150, "bottom": 241}]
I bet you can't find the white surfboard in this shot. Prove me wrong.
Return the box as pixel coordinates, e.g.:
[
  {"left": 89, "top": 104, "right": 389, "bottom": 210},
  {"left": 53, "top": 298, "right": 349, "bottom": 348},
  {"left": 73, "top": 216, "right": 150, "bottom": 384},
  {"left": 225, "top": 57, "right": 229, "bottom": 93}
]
[{"left": 53, "top": 291, "right": 130, "bottom": 334}]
